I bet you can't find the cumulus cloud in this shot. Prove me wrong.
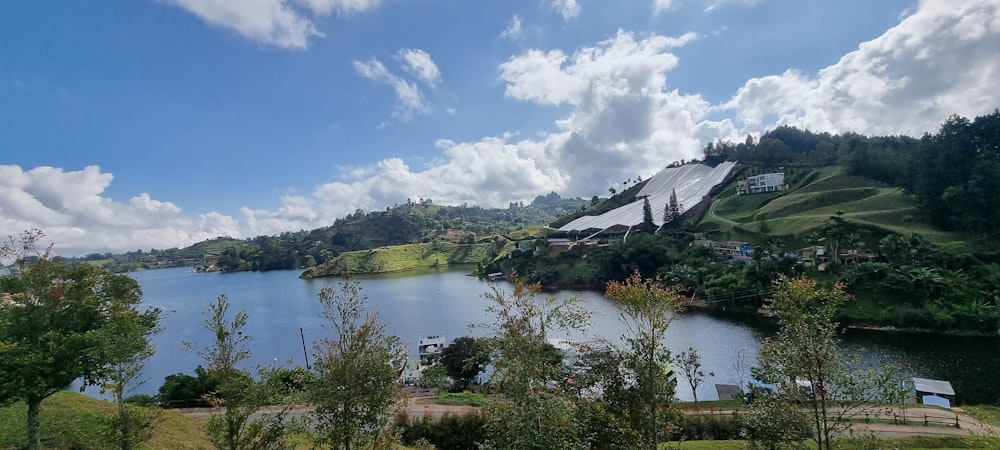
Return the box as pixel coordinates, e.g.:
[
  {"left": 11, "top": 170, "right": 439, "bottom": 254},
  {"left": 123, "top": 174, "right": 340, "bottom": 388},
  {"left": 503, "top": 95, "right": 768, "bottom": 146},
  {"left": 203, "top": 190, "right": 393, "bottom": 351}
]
[
  {"left": 724, "top": 0, "right": 1000, "bottom": 135},
  {"left": 550, "top": 0, "right": 580, "bottom": 20},
  {"left": 399, "top": 49, "right": 442, "bottom": 86},
  {"left": 501, "top": 15, "right": 523, "bottom": 40},
  {"left": 353, "top": 57, "right": 430, "bottom": 119},
  {"left": 10, "top": 0, "right": 999, "bottom": 255},
  {"left": 0, "top": 165, "right": 241, "bottom": 257},
  {"left": 166, "top": 0, "right": 381, "bottom": 48}
]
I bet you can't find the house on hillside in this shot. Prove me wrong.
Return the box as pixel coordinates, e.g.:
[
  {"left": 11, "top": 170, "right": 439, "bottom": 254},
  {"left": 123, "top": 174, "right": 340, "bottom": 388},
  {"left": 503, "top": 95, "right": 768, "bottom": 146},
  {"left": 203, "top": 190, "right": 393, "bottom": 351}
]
[
  {"left": 737, "top": 173, "right": 787, "bottom": 195},
  {"left": 692, "top": 239, "right": 754, "bottom": 262}
]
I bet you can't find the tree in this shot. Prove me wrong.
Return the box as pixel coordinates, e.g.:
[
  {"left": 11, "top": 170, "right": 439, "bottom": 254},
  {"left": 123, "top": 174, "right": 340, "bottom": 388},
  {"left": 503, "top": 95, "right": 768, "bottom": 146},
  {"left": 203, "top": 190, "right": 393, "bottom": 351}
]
[
  {"left": 604, "top": 271, "right": 682, "bottom": 450},
  {"left": 662, "top": 189, "right": 681, "bottom": 227},
  {"left": 307, "top": 279, "right": 405, "bottom": 450},
  {"left": 100, "top": 291, "right": 163, "bottom": 450},
  {"left": 440, "top": 336, "right": 488, "bottom": 389},
  {"left": 0, "top": 232, "right": 158, "bottom": 450},
  {"left": 641, "top": 197, "right": 655, "bottom": 232},
  {"left": 475, "top": 278, "right": 591, "bottom": 450},
  {"left": 673, "top": 346, "right": 713, "bottom": 405},
  {"left": 750, "top": 276, "right": 906, "bottom": 450},
  {"left": 0, "top": 228, "right": 48, "bottom": 270},
  {"left": 157, "top": 367, "right": 218, "bottom": 407},
  {"left": 186, "top": 294, "right": 293, "bottom": 450}
]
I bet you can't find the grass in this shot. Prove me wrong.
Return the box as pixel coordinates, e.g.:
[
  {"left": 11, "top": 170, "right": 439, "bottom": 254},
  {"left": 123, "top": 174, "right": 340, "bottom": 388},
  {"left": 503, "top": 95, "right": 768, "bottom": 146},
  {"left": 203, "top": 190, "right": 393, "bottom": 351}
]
[
  {"left": 698, "top": 166, "right": 970, "bottom": 245},
  {"left": 966, "top": 405, "right": 1000, "bottom": 427},
  {"left": 0, "top": 391, "right": 212, "bottom": 449},
  {"left": 306, "top": 241, "right": 494, "bottom": 276},
  {"left": 433, "top": 391, "right": 488, "bottom": 407}
]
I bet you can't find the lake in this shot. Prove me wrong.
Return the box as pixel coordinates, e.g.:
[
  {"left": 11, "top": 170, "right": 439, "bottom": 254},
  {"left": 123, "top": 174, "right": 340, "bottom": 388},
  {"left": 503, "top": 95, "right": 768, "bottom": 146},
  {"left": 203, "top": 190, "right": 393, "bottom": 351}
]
[{"left": 102, "top": 266, "right": 1000, "bottom": 405}]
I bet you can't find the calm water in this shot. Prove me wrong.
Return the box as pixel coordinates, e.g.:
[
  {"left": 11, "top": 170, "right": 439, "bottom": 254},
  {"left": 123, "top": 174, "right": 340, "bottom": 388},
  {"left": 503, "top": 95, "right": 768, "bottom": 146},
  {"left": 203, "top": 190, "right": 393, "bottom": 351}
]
[{"left": 99, "top": 267, "right": 1000, "bottom": 405}]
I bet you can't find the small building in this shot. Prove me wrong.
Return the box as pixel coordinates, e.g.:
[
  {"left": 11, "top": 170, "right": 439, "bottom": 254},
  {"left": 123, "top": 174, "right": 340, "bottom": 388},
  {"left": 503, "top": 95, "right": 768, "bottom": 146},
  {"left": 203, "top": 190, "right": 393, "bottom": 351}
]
[
  {"left": 715, "top": 383, "right": 743, "bottom": 401},
  {"left": 692, "top": 239, "right": 754, "bottom": 262},
  {"left": 737, "top": 172, "right": 787, "bottom": 195},
  {"left": 913, "top": 377, "right": 956, "bottom": 407},
  {"left": 418, "top": 335, "right": 446, "bottom": 366}
]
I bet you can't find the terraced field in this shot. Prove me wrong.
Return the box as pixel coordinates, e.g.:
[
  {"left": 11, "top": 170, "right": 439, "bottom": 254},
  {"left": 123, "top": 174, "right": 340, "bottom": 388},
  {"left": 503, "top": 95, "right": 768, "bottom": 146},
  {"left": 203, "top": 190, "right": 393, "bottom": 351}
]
[{"left": 698, "top": 166, "right": 966, "bottom": 245}]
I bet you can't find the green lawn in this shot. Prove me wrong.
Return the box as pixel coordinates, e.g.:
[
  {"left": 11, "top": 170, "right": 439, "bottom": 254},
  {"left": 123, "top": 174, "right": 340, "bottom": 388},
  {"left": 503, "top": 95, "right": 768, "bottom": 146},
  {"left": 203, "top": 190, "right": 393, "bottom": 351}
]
[{"left": 0, "top": 391, "right": 212, "bottom": 450}]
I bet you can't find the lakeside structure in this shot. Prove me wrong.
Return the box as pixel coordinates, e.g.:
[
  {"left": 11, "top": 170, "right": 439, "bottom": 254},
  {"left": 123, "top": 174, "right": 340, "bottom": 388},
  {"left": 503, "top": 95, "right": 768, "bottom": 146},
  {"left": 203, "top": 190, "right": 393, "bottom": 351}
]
[{"left": 418, "top": 335, "right": 446, "bottom": 366}]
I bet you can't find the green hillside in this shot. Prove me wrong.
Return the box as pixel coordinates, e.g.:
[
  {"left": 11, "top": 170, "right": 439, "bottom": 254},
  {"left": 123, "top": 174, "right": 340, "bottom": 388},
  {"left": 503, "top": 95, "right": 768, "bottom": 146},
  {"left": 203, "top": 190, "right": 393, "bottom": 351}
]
[
  {"left": 697, "top": 166, "right": 969, "bottom": 247},
  {"left": 301, "top": 239, "right": 507, "bottom": 278},
  {"left": 0, "top": 391, "right": 211, "bottom": 449}
]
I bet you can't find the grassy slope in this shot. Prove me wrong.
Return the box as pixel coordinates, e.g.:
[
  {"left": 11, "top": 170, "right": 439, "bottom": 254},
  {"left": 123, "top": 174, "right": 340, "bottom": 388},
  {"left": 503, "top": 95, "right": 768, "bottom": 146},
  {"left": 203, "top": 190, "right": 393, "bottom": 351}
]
[
  {"left": 303, "top": 241, "right": 497, "bottom": 277},
  {"left": 0, "top": 392, "right": 212, "bottom": 449},
  {"left": 698, "top": 166, "right": 968, "bottom": 246}
]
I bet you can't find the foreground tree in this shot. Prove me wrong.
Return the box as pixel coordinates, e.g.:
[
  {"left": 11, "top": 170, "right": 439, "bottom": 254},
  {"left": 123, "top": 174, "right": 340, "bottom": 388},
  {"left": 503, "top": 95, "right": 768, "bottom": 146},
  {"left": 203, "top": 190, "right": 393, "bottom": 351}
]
[
  {"left": 476, "top": 278, "right": 591, "bottom": 450},
  {"left": 186, "top": 294, "right": 293, "bottom": 450},
  {"left": 673, "top": 346, "right": 713, "bottom": 405},
  {"left": 307, "top": 279, "right": 405, "bottom": 450},
  {"left": 749, "top": 276, "right": 906, "bottom": 450},
  {"left": 0, "top": 231, "right": 159, "bottom": 450},
  {"left": 100, "top": 289, "right": 163, "bottom": 450},
  {"left": 604, "top": 271, "right": 682, "bottom": 450}
]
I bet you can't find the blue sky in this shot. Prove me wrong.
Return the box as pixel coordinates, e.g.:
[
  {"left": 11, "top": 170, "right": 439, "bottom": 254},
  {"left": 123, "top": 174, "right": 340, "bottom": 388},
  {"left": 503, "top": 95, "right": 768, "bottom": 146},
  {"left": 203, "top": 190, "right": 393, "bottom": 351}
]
[{"left": 2, "top": 0, "right": 998, "bottom": 256}]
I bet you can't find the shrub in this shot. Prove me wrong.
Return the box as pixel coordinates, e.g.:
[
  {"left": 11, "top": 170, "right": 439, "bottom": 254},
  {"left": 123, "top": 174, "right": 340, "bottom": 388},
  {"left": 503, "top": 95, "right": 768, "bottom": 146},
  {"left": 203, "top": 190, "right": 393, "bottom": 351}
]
[
  {"left": 156, "top": 366, "right": 218, "bottom": 407},
  {"left": 396, "top": 412, "right": 487, "bottom": 450}
]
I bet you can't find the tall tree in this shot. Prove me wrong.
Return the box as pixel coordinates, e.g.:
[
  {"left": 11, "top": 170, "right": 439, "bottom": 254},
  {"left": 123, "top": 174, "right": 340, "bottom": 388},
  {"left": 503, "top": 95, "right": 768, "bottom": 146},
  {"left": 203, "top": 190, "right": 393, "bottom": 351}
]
[
  {"left": 604, "top": 271, "right": 682, "bottom": 450},
  {"left": 641, "top": 197, "right": 655, "bottom": 232},
  {"left": 750, "top": 276, "right": 905, "bottom": 450},
  {"left": 476, "top": 278, "right": 591, "bottom": 450},
  {"left": 307, "top": 279, "right": 405, "bottom": 450},
  {"left": 0, "top": 231, "right": 158, "bottom": 450},
  {"left": 186, "top": 294, "right": 293, "bottom": 450}
]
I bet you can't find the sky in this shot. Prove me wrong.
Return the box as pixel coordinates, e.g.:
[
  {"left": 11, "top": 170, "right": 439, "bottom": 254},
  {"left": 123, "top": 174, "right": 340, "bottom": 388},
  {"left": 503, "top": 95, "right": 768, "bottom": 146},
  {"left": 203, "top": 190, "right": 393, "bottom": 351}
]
[{"left": 1, "top": 0, "right": 998, "bottom": 257}]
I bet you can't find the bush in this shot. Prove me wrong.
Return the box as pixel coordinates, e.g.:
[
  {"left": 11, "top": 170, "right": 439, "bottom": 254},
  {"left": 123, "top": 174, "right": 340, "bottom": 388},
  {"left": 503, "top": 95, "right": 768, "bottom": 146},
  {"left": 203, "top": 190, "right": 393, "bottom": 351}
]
[
  {"left": 157, "top": 366, "right": 218, "bottom": 407},
  {"left": 267, "top": 366, "right": 314, "bottom": 396},
  {"left": 396, "top": 412, "right": 487, "bottom": 450},
  {"left": 124, "top": 394, "right": 159, "bottom": 407},
  {"left": 672, "top": 413, "right": 742, "bottom": 441}
]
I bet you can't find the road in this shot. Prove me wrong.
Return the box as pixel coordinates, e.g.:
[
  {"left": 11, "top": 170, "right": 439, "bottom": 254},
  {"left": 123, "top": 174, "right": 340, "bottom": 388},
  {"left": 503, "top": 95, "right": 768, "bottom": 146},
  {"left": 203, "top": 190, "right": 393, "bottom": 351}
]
[{"left": 177, "top": 400, "right": 998, "bottom": 440}]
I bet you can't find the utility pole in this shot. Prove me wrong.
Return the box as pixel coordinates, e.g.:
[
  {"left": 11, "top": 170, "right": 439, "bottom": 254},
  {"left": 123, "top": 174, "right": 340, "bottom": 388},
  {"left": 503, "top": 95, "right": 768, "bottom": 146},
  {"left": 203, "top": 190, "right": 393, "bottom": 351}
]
[{"left": 300, "top": 327, "right": 311, "bottom": 370}]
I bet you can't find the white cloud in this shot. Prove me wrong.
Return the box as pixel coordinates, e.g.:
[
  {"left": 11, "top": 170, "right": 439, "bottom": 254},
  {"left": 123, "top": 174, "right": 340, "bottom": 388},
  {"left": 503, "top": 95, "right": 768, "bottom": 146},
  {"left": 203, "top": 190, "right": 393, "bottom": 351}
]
[
  {"left": 293, "top": 0, "right": 380, "bottom": 16},
  {"left": 166, "top": 0, "right": 382, "bottom": 48},
  {"left": 501, "top": 15, "right": 523, "bottom": 40},
  {"left": 550, "top": 0, "right": 580, "bottom": 20},
  {"left": 166, "top": 0, "right": 321, "bottom": 48},
  {"left": 0, "top": 165, "right": 241, "bottom": 257},
  {"left": 399, "top": 49, "right": 442, "bottom": 86},
  {"left": 724, "top": 0, "right": 1000, "bottom": 136},
  {"left": 10, "top": 0, "right": 999, "bottom": 255},
  {"left": 653, "top": 0, "right": 677, "bottom": 15},
  {"left": 654, "top": 0, "right": 758, "bottom": 15},
  {"left": 353, "top": 58, "right": 430, "bottom": 120}
]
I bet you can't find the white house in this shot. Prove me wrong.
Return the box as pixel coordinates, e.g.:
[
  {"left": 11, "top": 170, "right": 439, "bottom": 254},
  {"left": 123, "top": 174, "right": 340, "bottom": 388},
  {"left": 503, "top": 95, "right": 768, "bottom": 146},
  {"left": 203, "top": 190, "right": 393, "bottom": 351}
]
[{"left": 737, "top": 172, "right": 786, "bottom": 195}]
